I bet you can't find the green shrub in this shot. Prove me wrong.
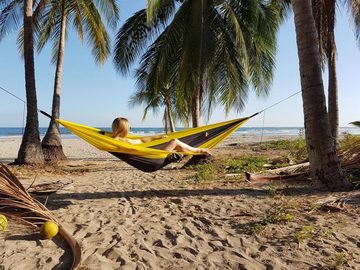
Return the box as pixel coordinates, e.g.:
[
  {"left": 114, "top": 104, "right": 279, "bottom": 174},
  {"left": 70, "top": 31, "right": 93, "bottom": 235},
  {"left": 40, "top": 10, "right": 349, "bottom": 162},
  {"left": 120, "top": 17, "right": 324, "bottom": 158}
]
[
  {"left": 259, "top": 138, "right": 307, "bottom": 162},
  {"left": 224, "top": 155, "right": 268, "bottom": 173},
  {"left": 194, "top": 163, "right": 218, "bottom": 182},
  {"left": 293, "top": 225, "right": 315, "bottom": 243},
  {"left": 249, "top": 206, "right": 294, "bottom": 234},
  {"left": 339, "top": 134, "right": 360, "bottom": 152}
]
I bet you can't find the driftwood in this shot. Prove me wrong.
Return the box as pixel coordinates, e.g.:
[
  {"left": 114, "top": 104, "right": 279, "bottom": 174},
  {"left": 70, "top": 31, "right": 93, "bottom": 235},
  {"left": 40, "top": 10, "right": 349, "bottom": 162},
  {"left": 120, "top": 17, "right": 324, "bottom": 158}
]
[
  {"left": 245, "top": 144, "right": 359, "bottom": 183},
  {"left": 245, "top": 162, "right": 310, "bottom": 182},
  {"left": 0, "top": 163, "right": 81, "bottom": 269},
  {"left": 245, "top": 171, "right": 310, "bottom": 182},
  {"left": 28, "top": 180, "right": 73, "bottom": 195}
]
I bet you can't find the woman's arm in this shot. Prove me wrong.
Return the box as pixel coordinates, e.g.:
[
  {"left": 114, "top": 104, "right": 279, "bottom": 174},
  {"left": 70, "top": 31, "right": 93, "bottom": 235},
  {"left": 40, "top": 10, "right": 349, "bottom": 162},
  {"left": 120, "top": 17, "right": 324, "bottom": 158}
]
[
  {"left": 115, "top": 135, "right": 167, "bottom": 144},
  {"left": 140, "top": 134, "right": 168, "bottom": 143},
  {"left": 115, "top": 137, "right": 142, "bottom": 145}
]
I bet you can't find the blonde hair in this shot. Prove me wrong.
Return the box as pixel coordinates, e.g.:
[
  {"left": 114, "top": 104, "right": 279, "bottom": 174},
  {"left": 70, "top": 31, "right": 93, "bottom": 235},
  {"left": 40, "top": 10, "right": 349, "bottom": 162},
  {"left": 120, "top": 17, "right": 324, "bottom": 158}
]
[{"left": 112, "top": 117, "right": 130, "bottom": 138}]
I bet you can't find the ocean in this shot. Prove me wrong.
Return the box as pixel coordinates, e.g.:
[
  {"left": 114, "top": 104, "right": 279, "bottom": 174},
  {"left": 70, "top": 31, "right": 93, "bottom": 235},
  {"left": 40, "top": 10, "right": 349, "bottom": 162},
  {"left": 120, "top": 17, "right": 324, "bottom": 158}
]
[{"left": 0, "top": 126, "right": 359, "bottom": 138}]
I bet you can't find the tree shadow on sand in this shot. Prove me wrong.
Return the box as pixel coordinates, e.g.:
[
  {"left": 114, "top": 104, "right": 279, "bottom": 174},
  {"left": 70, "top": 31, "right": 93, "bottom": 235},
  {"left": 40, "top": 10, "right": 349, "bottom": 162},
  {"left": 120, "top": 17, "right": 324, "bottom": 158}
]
[{"left": 42, "top": 185, "right": 336, "bottom": 210}]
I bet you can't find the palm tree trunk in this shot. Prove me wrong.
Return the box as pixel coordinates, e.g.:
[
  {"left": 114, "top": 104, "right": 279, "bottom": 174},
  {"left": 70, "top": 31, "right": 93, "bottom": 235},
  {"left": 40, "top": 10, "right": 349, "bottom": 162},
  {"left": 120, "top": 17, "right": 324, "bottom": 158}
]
[
  {"left": 168, "top": 110, "right": 176, "bottom": 132},
  {"left": 41, "top": 4, "right": 67, "bottom": 161},
  {"left": 327, "top": 38, "right": 339, "bottom": 141},
  {"left": 16, "top": 0, "right": 44, "bottom": 165},
  {"left": 291, "top": 0, "right": 351, "bottom": 190},
  {"left": 164, "top": 96, "right": 176, "bottom": 132},
  {"left": 191, "top": 86, "right": 201, "bottom": 127},
  {"left": 163, "top": 109, "right": 169, "bottom": 133}
]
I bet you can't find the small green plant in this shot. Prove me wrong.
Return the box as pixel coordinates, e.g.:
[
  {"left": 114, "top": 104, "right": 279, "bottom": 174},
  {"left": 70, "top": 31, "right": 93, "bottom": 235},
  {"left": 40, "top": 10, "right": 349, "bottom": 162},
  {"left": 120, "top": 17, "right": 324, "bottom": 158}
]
[
  {"left": 267, "top": 184, "right": 282, "bottom": 197},
  {"left": 339, "top": 134, "right": 360, "bottom": 152},
  {"left": 258, "top": 138, "right": 307, "bottom": 162},
  {"left": 346, "top": 168, "right": 360, "bottom": 188},
  {"left": 224, "top": 155, "right": 268, "bottom": 173},
  {"left": 327, "top": 252, "right": 354, "bottom": 268},
  {"left": 293, "top": 225, "right": 315, "bottom": 243},
  {"left": 249, "top": 206, "right": 294, "bottom": 234},
  {"left": 260, "top": 139, "right": 293, "bottom": 150},
  {"left": 194, "top": 163, "right": 218, "bottom": 182}
]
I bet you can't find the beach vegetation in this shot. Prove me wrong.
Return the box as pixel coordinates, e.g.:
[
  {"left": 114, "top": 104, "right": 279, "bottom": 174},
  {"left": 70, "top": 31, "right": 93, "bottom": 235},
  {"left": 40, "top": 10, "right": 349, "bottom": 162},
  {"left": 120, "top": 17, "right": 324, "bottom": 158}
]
[
  {"left": 193, "top": 163, "right": 218, "bottom": 182},
  {"left": 249, "top": 206, "right": 294, "bottom": 234},
  {"left": 113, "top": 0, "right": 283, "bottom": 128},
  {"left": 344, "top": 168, "right": 360, "bottom": 188},
  {"left": 293, "top": 225, "right": 316, "bottom": 243},
  {"left": 259, "top": 138, "right": 307, "bottom": 162},
  {"left": 224, "top": 155, "right": 268, "bottom": 174},
  {"left": 267, "top": 184, "right": 283, "bottom": 197},
  {"left": 338, "top": 134, "right": 360, "bottom": 153},
  {"left": 291, "top": 0, "right": 352, "bottom": 191},
  {"left": 326, "top": 252, "right": 354, "bottom": 268}
]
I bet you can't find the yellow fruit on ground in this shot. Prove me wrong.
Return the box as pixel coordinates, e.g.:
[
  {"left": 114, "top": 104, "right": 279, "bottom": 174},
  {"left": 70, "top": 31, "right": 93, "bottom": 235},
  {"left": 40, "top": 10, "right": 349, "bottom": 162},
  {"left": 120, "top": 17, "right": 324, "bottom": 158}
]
[
  {"left": 0, "top": 214, "right": 8, "bottom": 231},
  {"left": 40, "top": 220, "right": 59, "bottom": 239}
]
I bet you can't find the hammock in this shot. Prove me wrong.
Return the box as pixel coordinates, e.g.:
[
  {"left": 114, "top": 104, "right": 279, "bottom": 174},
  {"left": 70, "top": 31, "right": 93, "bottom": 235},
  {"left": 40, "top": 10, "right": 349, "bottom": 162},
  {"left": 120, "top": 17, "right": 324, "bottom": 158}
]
[{"left": 41, "top": 111, "right": 255, "bottom": 172}]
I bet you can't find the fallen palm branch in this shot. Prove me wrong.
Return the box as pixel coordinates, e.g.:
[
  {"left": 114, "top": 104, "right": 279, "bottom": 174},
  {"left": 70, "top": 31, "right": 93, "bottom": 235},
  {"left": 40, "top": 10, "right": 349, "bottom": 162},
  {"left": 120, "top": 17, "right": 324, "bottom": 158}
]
[
  {"left": 0, "top": 163, "right": 81, "bottom": 269},
  {"left": 28, "top": 180, "right": 73, "bottom": 195},
  {"left": 246, "top": 145, "right": 360, "bottom": 183},
  {"left": 339, "top": 142, "right": 360, "bottom": 169},
  {"left": 245, "top": 171, "right": 310, "bottom": 182}
]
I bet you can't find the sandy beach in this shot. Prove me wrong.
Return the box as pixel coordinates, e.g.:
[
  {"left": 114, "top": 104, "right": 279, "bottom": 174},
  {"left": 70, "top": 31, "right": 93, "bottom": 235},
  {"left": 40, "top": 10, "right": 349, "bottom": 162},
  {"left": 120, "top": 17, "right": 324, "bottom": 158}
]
[{"left": 1, "top": 135, "right": 360, "bottom": 270}]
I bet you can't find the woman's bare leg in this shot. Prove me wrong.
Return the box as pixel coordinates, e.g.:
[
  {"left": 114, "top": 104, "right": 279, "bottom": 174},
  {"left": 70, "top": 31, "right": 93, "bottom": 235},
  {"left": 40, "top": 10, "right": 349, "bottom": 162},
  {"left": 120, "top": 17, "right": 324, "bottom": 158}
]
[{"left": 162, "top": 139, "right": 210, "bottom": 154}]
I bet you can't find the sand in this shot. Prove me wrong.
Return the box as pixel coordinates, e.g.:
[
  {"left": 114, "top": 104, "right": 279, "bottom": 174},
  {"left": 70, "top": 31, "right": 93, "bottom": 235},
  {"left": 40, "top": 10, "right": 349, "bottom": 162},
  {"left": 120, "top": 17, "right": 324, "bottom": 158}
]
[{"left": 1, "top": 135, "right": 360, "bottom": 270}]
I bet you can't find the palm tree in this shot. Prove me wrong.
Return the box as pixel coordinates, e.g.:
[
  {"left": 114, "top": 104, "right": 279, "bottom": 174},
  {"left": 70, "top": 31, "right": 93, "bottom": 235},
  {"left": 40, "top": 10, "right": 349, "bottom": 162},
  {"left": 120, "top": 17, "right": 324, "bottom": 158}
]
[
  {"left": 291, "top": 0, "right": 352, "bottom": 190},
  {"left": 129, "top": 78, "right": 190, "bottom": 133},
  {"left": 0, "top": 0, "right": 44, "bottom": 165},
  {"left": 35, "top": 0, "right": 119, "bottom": 161},
  {"left": 312, "top": 0, "right": 360, "bottom": 141},
  {"left": 114, "top": 0, "right": 282, "bottom": 127}
]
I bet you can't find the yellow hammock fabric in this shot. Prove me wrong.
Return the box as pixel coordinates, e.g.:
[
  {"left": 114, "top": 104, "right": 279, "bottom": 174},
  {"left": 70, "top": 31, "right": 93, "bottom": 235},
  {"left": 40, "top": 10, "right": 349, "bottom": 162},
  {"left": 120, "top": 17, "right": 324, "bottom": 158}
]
[{"left": 53, "top": 116, "right": 252, "bottom": 172}]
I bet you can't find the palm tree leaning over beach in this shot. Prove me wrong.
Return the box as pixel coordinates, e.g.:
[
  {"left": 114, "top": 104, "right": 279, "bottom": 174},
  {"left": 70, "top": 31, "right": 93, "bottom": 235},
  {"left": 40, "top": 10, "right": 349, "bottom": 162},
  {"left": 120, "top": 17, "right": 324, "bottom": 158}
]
[
  {"left": 312, "top": 0, "right": 360, "bottom": 142},
  {"left": 0, "top": 0, "right": 45, "bottom": 165},
  {"left": 114, "top": 0, "right": 282, "bottom": 127},
  {"left": 291, "top": 0, "right": 352, "bottom": 190},
  {"left": 35, "top": 0, "right": 119, "bottom": 161}
]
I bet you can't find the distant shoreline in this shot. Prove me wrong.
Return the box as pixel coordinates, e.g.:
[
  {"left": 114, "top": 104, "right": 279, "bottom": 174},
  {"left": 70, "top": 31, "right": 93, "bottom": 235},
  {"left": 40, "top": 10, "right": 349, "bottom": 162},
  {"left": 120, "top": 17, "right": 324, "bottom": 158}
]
[{"left": 0, "top": 126, "right": 358, "bottom": 138}]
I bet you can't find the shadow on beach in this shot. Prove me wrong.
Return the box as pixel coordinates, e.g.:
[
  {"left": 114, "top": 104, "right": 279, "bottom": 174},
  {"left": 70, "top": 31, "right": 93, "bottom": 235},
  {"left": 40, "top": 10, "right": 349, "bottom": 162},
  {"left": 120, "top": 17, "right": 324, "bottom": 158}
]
[{"left": 42, "top": 185, "right": 334, "bottom": 210}]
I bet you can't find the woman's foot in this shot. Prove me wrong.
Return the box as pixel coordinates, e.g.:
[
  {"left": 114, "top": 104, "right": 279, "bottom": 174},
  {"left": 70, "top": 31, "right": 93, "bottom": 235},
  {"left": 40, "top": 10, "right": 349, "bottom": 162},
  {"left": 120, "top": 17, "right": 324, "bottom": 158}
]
[{"left": 199, "top": 148, "right": 211, "bottom": 155}]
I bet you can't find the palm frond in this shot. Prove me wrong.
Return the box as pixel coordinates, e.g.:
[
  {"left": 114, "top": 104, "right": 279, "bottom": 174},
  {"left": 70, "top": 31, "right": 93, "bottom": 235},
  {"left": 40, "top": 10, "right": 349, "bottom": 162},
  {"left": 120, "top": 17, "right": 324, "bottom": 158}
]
[
  {"left": 78, "top": 0, "right": 111, "bottom": 65},
  {"left": 0, "top": 163, "right": 81, "bottom": 269},
  {"left": 113, "top": 5, "right": 175, "bottom": 75},
  {"left": 344, "top": 0, "right": 360, "bottom": 44},
  {"left": 92, "top": 0, "right": 119, "bottom": 29},
  {"left": 350, "top": 121, "right": 360, "bottom": 127},
  {"left": 0, "top": 0, "right": 23, "bottom": 42},
  {"left": 146, "top": 0, "right": 176, "bottom": 26}
]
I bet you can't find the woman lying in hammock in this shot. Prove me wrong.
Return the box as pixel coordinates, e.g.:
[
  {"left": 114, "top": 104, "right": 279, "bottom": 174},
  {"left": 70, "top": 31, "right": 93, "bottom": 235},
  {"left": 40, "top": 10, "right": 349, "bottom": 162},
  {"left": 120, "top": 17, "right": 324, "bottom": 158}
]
[{"left": 112, "top": 117, "right": 211, "bottom": 155}]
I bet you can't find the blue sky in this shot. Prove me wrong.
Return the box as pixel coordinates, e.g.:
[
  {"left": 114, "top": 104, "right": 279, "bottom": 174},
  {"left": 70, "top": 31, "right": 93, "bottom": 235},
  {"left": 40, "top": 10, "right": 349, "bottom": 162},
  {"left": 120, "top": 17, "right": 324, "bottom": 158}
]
[{"left": 0, "top": 1, "right": 359, "bottom": 128}]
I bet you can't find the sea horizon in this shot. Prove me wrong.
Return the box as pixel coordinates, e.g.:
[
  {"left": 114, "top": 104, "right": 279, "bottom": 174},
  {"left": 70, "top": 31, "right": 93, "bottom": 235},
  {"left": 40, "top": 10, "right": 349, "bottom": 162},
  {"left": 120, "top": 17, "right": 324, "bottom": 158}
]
[{"left": 0, "top": 126, "right": 359, "bottom": 138}]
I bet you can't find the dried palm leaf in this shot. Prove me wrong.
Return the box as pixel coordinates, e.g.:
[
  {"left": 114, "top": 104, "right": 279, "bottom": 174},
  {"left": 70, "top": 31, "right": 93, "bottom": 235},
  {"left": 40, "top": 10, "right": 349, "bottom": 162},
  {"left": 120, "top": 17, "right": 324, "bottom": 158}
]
[
  {"left": 0, "top": 163, "right": 81, "bottom": 269},
  {"left": 339, "top": 143, "right": 360, "bottom": 169}
]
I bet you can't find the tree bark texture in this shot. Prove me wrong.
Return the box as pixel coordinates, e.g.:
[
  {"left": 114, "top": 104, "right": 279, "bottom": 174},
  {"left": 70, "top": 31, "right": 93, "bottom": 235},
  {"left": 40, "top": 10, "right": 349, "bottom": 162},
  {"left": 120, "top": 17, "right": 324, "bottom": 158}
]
[
  {"left": 165, "top": 96, "right": 176, "bottom": 132},
  {"left": 41, "top": 3, "right": 67, "bottom": 161},
  {"left": 291, "top": 0, "right": 351, "bottom": 190},
  {"left": 327, "top": 37, "right": 339, "bottom": 141},
  {"left": 17, "top": 0, "right": 44, "bottom": 165},
  {"left": 191, "top": 86, "right": 200, "bottom": 127}
]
